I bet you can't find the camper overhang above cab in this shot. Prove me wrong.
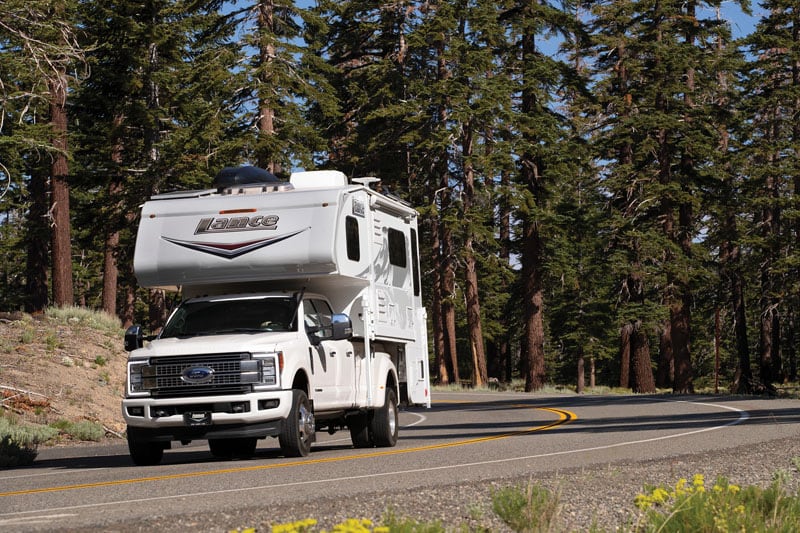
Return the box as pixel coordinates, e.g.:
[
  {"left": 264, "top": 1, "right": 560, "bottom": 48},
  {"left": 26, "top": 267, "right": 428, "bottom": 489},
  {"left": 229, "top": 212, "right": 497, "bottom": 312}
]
[{"left": 132, "top": 166, "right": 418, "bottom": 292}]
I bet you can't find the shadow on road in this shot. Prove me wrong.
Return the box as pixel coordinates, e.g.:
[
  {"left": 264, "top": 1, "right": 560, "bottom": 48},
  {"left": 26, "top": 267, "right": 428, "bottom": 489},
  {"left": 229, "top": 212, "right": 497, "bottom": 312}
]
[{"left": 397, "top": 393, "right": 800, "bottom": 441}]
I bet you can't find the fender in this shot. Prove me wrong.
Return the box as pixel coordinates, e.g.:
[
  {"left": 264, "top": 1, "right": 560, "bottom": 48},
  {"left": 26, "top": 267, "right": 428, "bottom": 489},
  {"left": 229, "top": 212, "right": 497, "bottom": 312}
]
[{"left": 369, "top": 351, "right": 398, "bottom": 409}]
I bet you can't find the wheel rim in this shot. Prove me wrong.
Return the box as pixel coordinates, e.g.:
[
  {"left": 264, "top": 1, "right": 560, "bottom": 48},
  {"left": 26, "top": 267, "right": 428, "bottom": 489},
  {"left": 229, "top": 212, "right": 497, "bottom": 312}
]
[
  {"left": 299, "top": 402, "right": 314, "bottom": 444},
  {"left": 388, "top": 400, "right": 397, "bottom": 435}
]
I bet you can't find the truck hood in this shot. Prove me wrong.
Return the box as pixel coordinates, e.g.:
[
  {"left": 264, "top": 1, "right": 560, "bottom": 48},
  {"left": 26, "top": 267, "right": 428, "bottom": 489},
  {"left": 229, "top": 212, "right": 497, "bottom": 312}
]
[{"left": 135, "top": 331, "right": 299, "bottom": 358}]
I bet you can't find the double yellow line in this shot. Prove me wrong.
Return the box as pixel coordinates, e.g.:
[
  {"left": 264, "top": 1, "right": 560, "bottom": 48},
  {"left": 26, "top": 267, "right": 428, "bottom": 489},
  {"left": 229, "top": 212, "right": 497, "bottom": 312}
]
[{"left": 1, "top": 403, "right": 576, "bottom": 498}]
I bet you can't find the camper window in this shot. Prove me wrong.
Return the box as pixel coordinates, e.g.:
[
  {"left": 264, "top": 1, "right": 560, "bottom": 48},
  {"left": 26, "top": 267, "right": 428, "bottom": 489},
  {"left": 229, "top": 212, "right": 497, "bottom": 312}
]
[
  {"left": 388, "top": 228, "right": 407, "bottom": 268},
  {"left": 411, "top": 228, "right": 421, "bottom": 297},
  {"left": 346, "top": 216, "right": 360, "bottom": 261}
]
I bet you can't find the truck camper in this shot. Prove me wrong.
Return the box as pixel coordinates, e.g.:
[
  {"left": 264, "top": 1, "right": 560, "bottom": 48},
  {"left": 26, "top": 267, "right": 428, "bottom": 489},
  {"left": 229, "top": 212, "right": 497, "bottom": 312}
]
[{"left": 122, "top": 166, "right": 431, "bottom": 465}]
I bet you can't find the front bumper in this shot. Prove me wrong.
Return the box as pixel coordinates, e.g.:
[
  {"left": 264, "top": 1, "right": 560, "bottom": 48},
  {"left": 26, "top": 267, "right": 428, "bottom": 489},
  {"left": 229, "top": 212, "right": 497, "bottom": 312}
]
[{"left": 123, "top": 389, "right": 294, "bottom": 441}]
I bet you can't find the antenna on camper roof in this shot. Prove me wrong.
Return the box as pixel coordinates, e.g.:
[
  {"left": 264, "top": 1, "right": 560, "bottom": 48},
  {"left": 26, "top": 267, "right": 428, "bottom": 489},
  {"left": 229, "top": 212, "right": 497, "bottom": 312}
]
[{"left": 351, "top": 177, "right": 381, "bottom": 189}]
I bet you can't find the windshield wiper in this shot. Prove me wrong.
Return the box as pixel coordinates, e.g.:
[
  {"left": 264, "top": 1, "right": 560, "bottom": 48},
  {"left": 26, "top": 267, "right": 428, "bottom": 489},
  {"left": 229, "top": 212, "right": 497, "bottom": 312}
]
[{"left": 209, "top": 328, "right": 264, "bottom": 335}]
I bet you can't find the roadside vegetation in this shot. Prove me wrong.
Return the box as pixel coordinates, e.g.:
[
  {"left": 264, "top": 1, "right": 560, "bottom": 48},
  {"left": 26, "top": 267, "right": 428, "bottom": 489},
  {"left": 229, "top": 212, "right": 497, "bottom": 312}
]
[
  {"left": 253, "top": 470, "right": 800, "bottom": 532},
  {"left": 0, "top": 414, "right": 106, "bottom": 466}
]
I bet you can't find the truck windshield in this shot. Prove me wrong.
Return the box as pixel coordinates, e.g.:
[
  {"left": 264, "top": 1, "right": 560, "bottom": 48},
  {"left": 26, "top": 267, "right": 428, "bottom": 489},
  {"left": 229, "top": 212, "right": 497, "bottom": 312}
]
[{"left": 160, "top": 296, "right": 298, "bottom": 338}]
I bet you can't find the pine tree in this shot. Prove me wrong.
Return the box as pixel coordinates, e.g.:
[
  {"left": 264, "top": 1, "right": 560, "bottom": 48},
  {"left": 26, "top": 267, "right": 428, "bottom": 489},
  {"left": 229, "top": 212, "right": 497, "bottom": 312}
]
[
  {"left": 0, "top": 0, "right": 85, "bottom": 310},
  {"left": 498, "top": 0, "right": 577, "bottom": 391},
  {"left": 591, "top": 0, "right": 742, "bottom": 393},
  {"left": 73, "top": 0, "right": 248, "bottom": 323},
  {"left": 740, "top": 1, "right": 800, "bottom": 391}
]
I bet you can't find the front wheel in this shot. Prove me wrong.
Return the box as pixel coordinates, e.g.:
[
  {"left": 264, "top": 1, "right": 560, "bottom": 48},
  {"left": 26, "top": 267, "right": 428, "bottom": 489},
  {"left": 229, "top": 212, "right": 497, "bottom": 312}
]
[
  {"left": 279, "top": 389, "right": 315, "bottom": 457},
  {"left": 127, "top": 432, "right": 164, "bottom": 466},
  {"left": 370, "top": 388, "right": 398, "bottom": 447}
]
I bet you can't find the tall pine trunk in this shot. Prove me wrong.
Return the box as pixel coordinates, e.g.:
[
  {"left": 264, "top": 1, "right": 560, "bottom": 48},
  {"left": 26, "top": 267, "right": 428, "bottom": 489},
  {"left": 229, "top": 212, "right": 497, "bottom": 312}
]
[
  {"left": 630, "top": 321, "right": 656, "bottom": 393},
  {"left": 102, "top": 117, "right": 126, "bottom": 317},
  {"left": 461, "top": 125, "right": 487, "bottom": 386},
  {"left": 430, "top": 212, "right": 450, "bottom": 385},
  {"left": 433, "top": 35, "right": 458, "bottom": 384},
  {"left": 102, "top": 177, "right": 124, "bottom": 316},
  {"left": 671, "top": 2, "right": 697, "bottom": 394},
  {"left": 759, "top": 152, "right": 780, "bottom": 391},
  {"left": 257, "top": 0, "right": 279, "bottom": 174},
  {"left": 49, "top": 72, "right": 73, "bottom": 308},
  {"left": 102, "top": 229, "right": 120, "bottom": 316},
  {"left": 441, "top": 214, "right": 460, "bottom": 384},
  {"left": 498, "top": 171, "right": 512, "bottom": 383},
  {"left": 25, "top": 167, "right": 49, "bottom": 313},
  {"left": 521, "top": 216, "right": 546, "bottom": 391},
  {"left": 656, "top": 320, "right": 674, "bottom": 388},
  {"left": 519, "top": 29, "right": 546, "bottom": 392},
  {"left": 619, "top": 322, "right": 631, "bottom": 388}
]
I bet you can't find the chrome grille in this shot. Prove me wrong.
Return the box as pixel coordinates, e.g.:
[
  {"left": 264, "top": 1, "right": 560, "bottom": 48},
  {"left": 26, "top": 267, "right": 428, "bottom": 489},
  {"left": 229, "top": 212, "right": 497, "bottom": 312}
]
[{"left": 146, "top": 353, "right": 258, "bottom": 398}]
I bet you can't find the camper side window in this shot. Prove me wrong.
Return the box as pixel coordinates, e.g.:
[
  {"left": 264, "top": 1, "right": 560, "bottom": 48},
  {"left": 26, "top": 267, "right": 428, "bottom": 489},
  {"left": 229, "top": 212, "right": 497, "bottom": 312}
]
[
  {"left": 388, "top": 228, "right": 407, "bottom": 268},
  {"left": 346, "top": 216, "right": 360, "bottom": 261},
  {"left": 411, "top": 228, "right": 421, "bottom": 297}
]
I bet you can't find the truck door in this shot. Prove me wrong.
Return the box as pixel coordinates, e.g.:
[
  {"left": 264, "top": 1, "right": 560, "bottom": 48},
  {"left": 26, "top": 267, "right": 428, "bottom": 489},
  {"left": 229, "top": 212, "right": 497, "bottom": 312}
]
[{"left": 304, "top": 298, "right": 355, "bottom": 408}]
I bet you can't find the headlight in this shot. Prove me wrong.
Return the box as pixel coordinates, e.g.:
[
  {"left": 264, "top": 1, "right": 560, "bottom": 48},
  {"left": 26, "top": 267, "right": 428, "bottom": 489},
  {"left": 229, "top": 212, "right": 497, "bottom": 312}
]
[
  {"left": 127, "top": 361, "right": 151, "bottom": 397},
  {"left": 253, "top": 353, "right": 281, "bottom": 390}
]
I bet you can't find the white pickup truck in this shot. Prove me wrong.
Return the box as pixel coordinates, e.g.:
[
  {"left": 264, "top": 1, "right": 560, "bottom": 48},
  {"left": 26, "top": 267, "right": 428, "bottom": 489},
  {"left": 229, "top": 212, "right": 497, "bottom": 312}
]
[{"left": 122, "top": 167, "right": 431, "bottom": 465}]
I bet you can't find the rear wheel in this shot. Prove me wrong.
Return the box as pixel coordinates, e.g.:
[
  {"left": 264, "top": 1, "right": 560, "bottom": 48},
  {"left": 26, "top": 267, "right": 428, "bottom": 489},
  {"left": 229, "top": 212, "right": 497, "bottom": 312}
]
[
  {"left": 348, "top": 412, "right": 372, "bottom": 448},
  {"left": 370, "top": 388, "right": 398, "bottom": 447},
  {"left": 279, "top": 389, "right": 315, "bottom": 457},
  {"left": 209, "top": 438, "right": 257, "bottom": 459},
  {"left": 127, "top": 432, "right": 164, "bottom": 466}
]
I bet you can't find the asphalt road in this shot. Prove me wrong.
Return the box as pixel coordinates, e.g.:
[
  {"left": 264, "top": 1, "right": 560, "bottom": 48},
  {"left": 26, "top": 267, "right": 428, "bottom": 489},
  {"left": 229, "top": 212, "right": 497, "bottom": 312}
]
[{"left": 2, "top": 391, "right": 800, "bottom": 531}]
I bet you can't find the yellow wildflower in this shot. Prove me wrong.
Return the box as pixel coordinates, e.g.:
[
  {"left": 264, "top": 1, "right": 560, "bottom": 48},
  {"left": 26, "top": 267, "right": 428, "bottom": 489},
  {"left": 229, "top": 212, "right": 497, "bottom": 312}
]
[
  {"left": 651, "top": 488, "right": 670, "bottom": 504},
  {"left": 634, "top": 493, "right": 653, "bottom": 510}
]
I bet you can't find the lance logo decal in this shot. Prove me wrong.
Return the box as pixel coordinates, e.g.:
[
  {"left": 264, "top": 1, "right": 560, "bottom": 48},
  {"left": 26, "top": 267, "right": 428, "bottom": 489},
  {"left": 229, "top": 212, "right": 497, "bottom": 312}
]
[{"left": 162, "top": 228, "right": 308, "bottom": 259}]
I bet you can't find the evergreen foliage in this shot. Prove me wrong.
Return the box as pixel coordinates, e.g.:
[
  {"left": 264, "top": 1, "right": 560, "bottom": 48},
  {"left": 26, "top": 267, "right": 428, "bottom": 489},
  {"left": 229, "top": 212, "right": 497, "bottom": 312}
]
[{"left": 0, "top": 0, "right": 796, "bottom": 392}]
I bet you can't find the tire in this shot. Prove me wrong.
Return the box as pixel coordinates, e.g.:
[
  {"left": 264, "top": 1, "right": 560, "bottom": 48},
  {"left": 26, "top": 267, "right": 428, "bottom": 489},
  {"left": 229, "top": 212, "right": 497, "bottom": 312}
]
[
  {"left": 209, "top": 438, "right": 257, "bottom": 460},
  {"left": 279, "top": 389, "right": 315, "bottom": 457},
  {"left": 348, "top": 412, "right": 372, "bottom": 448},
  {"left": 370, "top": 387, "right": 398, "bottom": 447},
  {"left": 127, "top": 432, "right": 164, "bottom": 466}
]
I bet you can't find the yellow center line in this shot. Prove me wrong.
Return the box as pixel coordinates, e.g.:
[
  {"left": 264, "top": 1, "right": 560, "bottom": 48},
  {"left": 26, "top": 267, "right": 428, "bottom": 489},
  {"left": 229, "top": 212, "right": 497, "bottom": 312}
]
[{"left": 1, "top": 404, "right": 576, "bottom": 498}]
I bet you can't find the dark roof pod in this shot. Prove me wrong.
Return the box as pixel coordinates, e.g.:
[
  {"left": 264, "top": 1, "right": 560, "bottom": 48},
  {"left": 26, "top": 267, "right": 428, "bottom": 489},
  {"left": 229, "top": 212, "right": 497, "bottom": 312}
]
[{"left": 213, "top": 166, "right": 282, "bottom": 191}]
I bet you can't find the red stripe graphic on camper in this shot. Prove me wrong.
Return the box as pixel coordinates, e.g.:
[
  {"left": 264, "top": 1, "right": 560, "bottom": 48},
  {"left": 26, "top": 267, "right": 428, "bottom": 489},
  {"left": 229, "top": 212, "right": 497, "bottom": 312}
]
[{"left": 161, "top": 228, "right": 308, "bottom": 259}]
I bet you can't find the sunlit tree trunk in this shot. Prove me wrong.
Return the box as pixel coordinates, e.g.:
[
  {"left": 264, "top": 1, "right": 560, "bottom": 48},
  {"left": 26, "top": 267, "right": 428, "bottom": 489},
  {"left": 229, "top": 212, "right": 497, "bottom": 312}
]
[{"left": 49, "top": 72, "right": 74, "bottom": 307}]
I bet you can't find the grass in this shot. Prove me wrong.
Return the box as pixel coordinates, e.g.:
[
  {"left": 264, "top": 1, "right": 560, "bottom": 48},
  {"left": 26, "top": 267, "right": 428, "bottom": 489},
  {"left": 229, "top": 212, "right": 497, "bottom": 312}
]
[
  {"left": 492, "top": 483, "right": 561, "bottom": 532},
  {"left": 44, "top": 306, "right": 122, "bottom": 334},
  {"left": 49, "top": 419, "right": 106, "bottom": 441}
]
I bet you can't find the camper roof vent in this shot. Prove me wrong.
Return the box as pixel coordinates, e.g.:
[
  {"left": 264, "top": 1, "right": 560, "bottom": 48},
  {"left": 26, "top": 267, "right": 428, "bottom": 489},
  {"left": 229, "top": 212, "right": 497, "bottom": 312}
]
[{"left": 213, "top": 166, "right": 283, "bottom": 190}]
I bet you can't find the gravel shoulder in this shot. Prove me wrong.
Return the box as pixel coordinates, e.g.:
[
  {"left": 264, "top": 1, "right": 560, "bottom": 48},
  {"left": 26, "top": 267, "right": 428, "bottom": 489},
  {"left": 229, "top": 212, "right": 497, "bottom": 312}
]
[{"left": 88, "top": 435, "right": 800, "bottom": 532}]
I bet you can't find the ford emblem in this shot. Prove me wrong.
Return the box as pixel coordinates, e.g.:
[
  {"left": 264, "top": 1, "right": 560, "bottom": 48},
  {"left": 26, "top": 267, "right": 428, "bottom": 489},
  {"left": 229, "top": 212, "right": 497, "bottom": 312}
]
[{"left": 181, "top": 366, "right": 215, "bottom": 384}]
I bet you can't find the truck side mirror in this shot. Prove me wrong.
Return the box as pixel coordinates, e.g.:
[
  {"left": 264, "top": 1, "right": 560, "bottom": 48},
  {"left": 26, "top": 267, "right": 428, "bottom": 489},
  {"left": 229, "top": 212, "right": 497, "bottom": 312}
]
[
  {"left": 124, "top": 325, "right": 145, "bottom": 352},
  {"left": 330, "top": 314, "right": 353, "bottom": 340}
]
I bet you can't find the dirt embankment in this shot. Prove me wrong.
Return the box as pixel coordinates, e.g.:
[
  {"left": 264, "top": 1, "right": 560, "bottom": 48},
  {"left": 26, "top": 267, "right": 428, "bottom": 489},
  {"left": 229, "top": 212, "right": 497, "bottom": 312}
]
[{"left": 0, "top": 312, "right": 127, "bottom": 440}]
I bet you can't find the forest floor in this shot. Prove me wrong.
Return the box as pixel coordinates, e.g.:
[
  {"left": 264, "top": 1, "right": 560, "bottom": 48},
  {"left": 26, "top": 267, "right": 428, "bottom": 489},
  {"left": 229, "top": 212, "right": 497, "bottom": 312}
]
[{"left": 0, "top": 310, "right": 128, "bottom": 443}]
